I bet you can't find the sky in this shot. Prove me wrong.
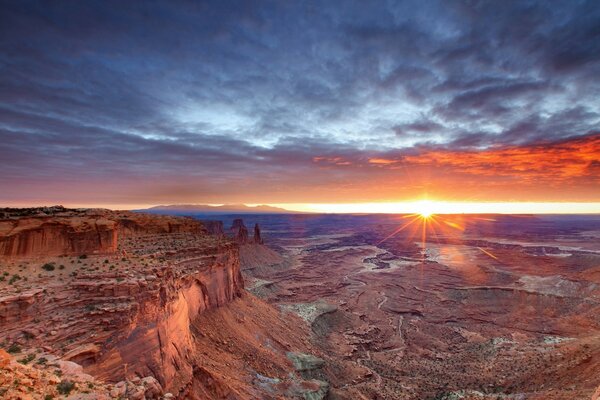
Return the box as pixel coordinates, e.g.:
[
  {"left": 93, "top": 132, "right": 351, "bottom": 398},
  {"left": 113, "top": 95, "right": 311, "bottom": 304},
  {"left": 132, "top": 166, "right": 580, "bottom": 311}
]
[{"left": 0, "top": 0, "right": 599, "bottom": 212}]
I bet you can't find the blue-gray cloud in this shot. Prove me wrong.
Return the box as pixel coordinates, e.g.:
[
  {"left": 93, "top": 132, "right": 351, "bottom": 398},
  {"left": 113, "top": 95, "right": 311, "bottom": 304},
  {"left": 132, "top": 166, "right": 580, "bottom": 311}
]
[{"left": 0, "top": 0, "right": 599, "bottom": 204}]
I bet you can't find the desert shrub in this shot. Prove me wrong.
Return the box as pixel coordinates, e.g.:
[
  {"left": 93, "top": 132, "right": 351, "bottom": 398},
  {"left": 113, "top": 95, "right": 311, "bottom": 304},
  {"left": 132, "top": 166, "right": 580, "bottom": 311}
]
[
  {"left": 17, "top": 354, "right": 35, "bottom": 364},
  {"left": 58, "top": 265, "right": 65, "bottom": 270},
  {"left": 22, "top": 331, "right": 34, "bottom": 340},
  {"left": 84, "top": 304, "right": 97, "bottom": 312},
  {"left": 7, "top": 343, "right": 21, "bottom": 354},
  {"left": 44, "top": 395, "right": 54, "bottom": 400},
  {"left": 42, "top": 263, "right": 55, "bottom": 271},
  {"left": 57, "top": 380, "right": 75, "bottom": 395},
  {"left": 9, "top": 274, "right": 21, "bottom": 284},
  {"left": 79, "top": 254, "right": 87, "bottom": 259}
]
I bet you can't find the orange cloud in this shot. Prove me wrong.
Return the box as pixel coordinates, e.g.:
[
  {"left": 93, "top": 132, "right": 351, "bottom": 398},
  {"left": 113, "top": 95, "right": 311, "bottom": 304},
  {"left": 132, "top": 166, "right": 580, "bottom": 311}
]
[
  {"left": 307, "top": 134, "right": 599, "bottom": 203},
  {"left": 401, "top": 134, "right": 600, "bottom": 182},
  {"left": 368, "top": 158, "right": 399, "bottom": 165},
  {"left": 312, "top": 156, "right": 353, "bottom": 166}
]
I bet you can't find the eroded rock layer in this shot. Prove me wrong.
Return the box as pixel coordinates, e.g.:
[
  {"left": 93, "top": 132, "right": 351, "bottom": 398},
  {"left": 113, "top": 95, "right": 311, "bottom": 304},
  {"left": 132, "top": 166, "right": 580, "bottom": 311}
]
[
  {"left": 0, "top": 208, "right": 326, "bottom": 399},
  {"left": 0, "top": 206, "right": 205, "bottom": 258}
]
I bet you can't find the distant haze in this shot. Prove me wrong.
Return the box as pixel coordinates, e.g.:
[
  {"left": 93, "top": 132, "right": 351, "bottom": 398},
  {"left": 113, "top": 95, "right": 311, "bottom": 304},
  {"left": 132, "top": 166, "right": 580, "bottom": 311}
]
[{"left": 144, "top": 204, "right": 297, "bottom": 214}]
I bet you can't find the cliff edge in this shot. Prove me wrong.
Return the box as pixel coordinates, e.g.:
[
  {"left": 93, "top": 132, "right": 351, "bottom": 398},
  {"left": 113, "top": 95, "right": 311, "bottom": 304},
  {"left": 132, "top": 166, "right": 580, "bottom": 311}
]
[{"left": 0, "top": 208, "right": 326, "bottom": 400}]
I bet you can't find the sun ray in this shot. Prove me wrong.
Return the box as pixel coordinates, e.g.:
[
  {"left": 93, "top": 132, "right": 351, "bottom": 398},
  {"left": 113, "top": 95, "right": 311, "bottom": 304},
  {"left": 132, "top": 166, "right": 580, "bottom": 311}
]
[
  {"left": 477, "top": 246, "right": 499, "bottom": 260},
  {"left": 377, "top": 216, "right": 420, "bottom": 245}
]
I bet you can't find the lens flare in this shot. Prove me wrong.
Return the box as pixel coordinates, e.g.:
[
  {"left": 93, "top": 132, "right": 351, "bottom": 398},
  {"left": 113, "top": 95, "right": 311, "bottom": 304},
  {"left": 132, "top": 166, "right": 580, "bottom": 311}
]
[{"left": 416, "top": 200, "right": 435, "bottom": 219}]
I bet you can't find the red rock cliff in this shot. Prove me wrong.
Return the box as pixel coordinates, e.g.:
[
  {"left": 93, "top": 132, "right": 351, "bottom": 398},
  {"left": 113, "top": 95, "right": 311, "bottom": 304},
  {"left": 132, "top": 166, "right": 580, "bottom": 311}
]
[
  {"left": 0, "top": 216, "right": 118, "bottom": 258},
  {"left": 0, "top": 208, "right": 244, "bottom": 396},
  {"left": 0, "top": 208, "right": 205, "bottom": 258}
]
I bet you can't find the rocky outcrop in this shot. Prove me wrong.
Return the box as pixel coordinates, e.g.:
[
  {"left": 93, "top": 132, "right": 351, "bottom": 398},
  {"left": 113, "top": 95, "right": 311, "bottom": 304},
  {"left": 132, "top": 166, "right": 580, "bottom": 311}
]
[
  {"left": 0, "top": 216, "right": 118, "bottom": 258},
  {"left": 86, "top": 243, "right": 244, "bottom": 393},
  {"left": 0, "top": 242, "right": 243, "bottom": 394},
  {"left": 230, "top": 219, "right": 249, "bottom": 244},
  {"left": 0, "top": 208, "right": 205, "bottom": 258},
  {"left": 202, "top": 220, "right": 225, "bottom": 237},
  {"left": 0, "top": 208, "right": 246, "bottom": 397},
  {"left": 0, "top": 347, "right": 164, "bottom": 399},
  {"left": 0, "top": 209, "right": 329, "bottom": 399},
  {"left": 116, "top": 213, "right": 205, "bottom": 237},
  {"left": 253, "top": 223, "right": 263, "bottom": 244}
]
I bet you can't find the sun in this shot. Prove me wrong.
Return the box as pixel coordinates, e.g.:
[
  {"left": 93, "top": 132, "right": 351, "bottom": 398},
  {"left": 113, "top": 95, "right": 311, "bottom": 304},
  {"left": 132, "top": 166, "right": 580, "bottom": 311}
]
[
  {"left": 420, "top": 210, "right": 433, "bottom": 219},
  {"left": 415, "top": 200, "right": 435, "bottom": 219}
]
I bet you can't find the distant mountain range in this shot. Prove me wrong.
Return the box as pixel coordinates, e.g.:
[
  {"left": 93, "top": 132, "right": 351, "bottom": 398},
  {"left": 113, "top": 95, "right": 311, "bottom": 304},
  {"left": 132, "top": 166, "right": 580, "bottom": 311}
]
[{"left": 141, "top": 204, "right": 301, "bottom": 214}]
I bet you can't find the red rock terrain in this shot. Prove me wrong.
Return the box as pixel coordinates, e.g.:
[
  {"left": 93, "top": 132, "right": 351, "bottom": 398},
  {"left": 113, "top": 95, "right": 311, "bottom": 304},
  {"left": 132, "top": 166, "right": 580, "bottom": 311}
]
[
  {"left": 240, "top": 214, "right": 600, "bottom": 400},
  {"left": 0, "top": 207, "right": 328, "bottom": 399}
]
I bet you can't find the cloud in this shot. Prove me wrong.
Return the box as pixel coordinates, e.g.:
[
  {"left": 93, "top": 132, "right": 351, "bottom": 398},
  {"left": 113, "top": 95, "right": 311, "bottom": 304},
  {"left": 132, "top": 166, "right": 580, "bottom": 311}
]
[{"left": 0, "top": 0, "right": 598, "bottom": 205}]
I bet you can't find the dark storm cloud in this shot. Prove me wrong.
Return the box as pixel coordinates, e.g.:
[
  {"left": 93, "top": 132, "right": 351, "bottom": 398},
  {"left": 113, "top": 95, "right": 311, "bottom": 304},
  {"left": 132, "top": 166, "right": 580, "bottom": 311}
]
[{"left": 0, "top": 0, "right": 599, "bottom": 204}]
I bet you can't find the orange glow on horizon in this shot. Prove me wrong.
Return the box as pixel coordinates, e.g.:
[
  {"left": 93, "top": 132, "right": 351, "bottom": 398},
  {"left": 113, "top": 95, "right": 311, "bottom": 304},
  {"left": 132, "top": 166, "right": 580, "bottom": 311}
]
[
  {"left": 2, "top": 200, "right": 600, "bottom": 214},
  {"left": 274, "top": 201, "right": 600, "bottom": 214}
]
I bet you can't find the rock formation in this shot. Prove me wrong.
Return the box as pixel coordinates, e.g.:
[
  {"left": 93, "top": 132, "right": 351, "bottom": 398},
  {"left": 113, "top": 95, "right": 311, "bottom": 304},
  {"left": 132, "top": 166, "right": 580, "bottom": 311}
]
[
  {"left": 0, "top": 208, "right": 327, "bottom": 399},
  {"left": 0, "top": 216, "right": 118, "bottom": 258},
  {"left": 0, "top": 207, "right": 205, "bottom": 259},
  {"left": 201, "top": 220, "right": 225, "bottom": 237},
  {"left": 253, "top": 223, "right": 263, "bottom": 244},
  {"left": 230, "top": 218, "right": 249, "bottom": 244}
]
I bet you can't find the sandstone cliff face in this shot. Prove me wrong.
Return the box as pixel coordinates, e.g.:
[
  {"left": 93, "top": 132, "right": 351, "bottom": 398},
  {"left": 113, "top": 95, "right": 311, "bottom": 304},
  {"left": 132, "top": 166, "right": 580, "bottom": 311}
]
[
  {"left": 117, "top": 213, "right": 205, "bottom": 237},
  {"left": 0, "top": 217, "right": 118, "bottom": 258},
  {"left": 0, "top": 210, "right": 327, "bottom": 399},
  {"left": 0, "top": 208, "right": 204, "bottom": 259},
  {"left": 85, "top": 242, "right": 244, "bottom": 393},
  {"left": 0, "top": 208, "right": 246, "bottom": 398},
  {"left": 0, "top": 241, "right": 243, "bottom": 395}
]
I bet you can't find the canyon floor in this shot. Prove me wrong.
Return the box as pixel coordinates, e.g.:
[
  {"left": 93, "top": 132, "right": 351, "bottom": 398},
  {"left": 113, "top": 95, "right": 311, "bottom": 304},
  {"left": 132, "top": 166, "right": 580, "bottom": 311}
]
[
  {"left": 235, "top": 213, "right": 600, "bottom": 400},
  {"left": 2, "top": 209, "right": 600, "bottom": 399}
]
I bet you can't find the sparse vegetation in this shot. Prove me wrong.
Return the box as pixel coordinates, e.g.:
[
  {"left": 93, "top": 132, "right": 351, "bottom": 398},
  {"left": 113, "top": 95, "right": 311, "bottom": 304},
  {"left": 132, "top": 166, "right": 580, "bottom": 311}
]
[
  {"left": 57, "top": 380, "right": 75, "bottom": 395},
  {"left": 42, "top": 263, "right": 55, "bottom": 271},
  {"left": 7, "top": 343, "right": 21, "bottom": 354},
  {"left": 22, "top": 331, "right": 35, "bottom": 340},
  {"left": 17, "top": 354, "right": 36, "bottom": 364},
  {"left": 9, "top": 274, "right": 21, "bottom": 284}
]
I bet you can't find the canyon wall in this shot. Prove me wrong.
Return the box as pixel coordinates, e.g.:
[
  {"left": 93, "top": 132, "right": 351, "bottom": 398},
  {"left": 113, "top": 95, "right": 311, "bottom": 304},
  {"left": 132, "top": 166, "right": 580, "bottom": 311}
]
[
  {"left": 0, "top": 208, "right": 327, "bottom": 399},
  {"left": 0, "top": 243, "right": 243, "bottom": 393},
  {"left": 0, "top": 208, "right": 205, "bottom": 258},
  {"left": 0, "top": 208, "right": 245, "bottom": 397},
  {"left": 0, "top": 216, "right": 118, "bottom": 258}
]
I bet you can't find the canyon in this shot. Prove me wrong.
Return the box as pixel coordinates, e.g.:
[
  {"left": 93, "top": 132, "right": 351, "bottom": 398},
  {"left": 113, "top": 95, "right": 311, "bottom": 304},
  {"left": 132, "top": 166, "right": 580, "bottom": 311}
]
[
  {"left": 3, "top": 209, "right": 600, "bottom": 399},
  {"left": 0, "top": 207, "right": 328, "bottom": 399},
  {"left": 235, "top": 213, "right": 600, "bottom": 400}
]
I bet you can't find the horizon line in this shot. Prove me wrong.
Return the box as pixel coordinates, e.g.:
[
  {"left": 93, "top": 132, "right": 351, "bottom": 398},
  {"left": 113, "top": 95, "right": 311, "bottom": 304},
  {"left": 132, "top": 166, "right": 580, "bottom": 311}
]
[{"left": 3, "top": 201, "right": 600, "bottom": 215}]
